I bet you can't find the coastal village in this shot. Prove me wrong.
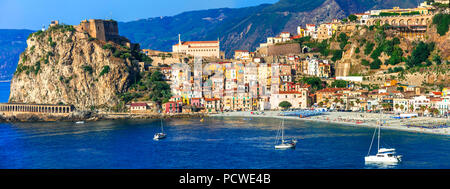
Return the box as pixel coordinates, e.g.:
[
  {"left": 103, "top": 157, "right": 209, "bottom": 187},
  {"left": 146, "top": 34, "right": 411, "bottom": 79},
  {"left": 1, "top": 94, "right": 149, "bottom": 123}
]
[
  {"left": 0, "top": 0, "right": 449, "bottom": 134},
  {"left": 131, "top": 1, "right": 449, "bottom": 118}
]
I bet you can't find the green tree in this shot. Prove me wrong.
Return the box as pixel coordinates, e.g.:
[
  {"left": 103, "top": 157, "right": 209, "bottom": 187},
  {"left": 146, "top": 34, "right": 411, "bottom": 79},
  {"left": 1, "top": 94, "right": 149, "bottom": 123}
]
[
  {"left": 331, "top": 50, "right": 343, "bottom": 62},
  {"left": 279, "top": 101, "right": 292, "bottom": 110},
  {"left": 331, "top": 80, "right": 348, "bottom": 88},
  {"left": 407, "top": 42, "right": 435, "bottom": 68},
  {"left": 348, "top": 14, "right": 358, "bottom": 22},
  {"left": 370, "top": 59, "right": 382, "bottom": 69},
  {"left": 300, "top": 77, "right": 325, "bottom": 91},
  {"left": 433, "top": 54, "right": 442, "bottom": 65},
  {"left": 432, "top": 13, "right": 450, "bottom": 36},
  {"left": 364, "top": 42, "right": 375, "bottom": 55}
]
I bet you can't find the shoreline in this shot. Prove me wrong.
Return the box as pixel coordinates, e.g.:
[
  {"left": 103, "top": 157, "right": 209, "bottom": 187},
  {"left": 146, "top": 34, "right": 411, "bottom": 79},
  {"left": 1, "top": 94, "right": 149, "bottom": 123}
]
[
  {"left": 2, "top": 110, "right": 449, "bottom": 136},
  {"left": 0, "top": 111, "right": 207, "bottom": 122},
  {"left": 211, "top": 111, "right": 450, "bottom": 136}
]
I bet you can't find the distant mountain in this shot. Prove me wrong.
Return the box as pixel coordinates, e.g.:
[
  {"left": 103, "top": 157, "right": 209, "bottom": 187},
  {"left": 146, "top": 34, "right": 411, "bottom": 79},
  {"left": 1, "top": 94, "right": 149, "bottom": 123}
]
[
  {"left": 0, "top": 29, "right": 34, "bottom": 80},
  {"left": 119, "top": 0, "right": 424, "bottom": 57}
]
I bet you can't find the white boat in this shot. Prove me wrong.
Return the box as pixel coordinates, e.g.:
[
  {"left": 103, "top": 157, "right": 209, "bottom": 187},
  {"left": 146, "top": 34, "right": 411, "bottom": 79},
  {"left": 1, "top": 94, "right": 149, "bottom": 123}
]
[
  {"left": 274, "top": 117, "right": 297, "bottom": 149},
  {"left": 154, "top": 119, "right": 167, "bottom": 140},
  {"left": 75, "top": 121, "right": 85, "bottom": 124},
  {"left": 365, "top": 112, "right": 402, "bottom": 163}
]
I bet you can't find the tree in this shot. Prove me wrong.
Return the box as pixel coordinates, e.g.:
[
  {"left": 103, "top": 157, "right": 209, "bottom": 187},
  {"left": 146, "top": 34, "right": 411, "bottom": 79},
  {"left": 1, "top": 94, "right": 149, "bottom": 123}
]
[
  {"left": 364, "top": 42, "right": 375, "bottom": 55},
  {"left": 279, "top": 101, "right": 292, "bottom": 110},
  {"left": 348, "top": 14, "right": 358, "bottom": 22},
  {"left": 432, "top": 13, "right": 450, "bottom": 36},
  {"left": 331, "top": 50, "right": 343, "bottom": 62},
  {"left": 318, "top": 101, "right": 324, "bottom": 107},
  {"left": 407, "top": 42, "right": 435, "bottom": 68},
  {"left": 370, "top": 58, "right": 382, "bottom": 69},
  {"left": 331, "top": 80, "right": 348, "bottom": 88},
  {"left": 300, "top": 77, "right": 324, "bottom": 91}
]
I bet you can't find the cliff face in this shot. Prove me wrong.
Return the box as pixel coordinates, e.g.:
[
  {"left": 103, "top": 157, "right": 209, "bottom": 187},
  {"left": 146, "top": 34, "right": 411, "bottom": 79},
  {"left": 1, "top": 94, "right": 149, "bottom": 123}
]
[
  {"left": 426, "top": 23, "right": 450, "bottom": 60},
  {"left": 9, "top": 26, "right": 139, "bottom": 111}
]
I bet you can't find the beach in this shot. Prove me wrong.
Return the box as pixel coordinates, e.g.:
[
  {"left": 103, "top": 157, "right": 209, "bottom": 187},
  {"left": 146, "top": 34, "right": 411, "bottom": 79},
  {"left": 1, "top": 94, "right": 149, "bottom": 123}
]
[{"left": 211, "top": 111, "right": 450, "bottom": 136}]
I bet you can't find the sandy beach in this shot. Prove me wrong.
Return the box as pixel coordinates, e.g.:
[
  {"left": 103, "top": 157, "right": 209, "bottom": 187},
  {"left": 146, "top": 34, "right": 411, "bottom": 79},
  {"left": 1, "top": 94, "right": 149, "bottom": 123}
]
[{"left": 211, "top": 111, "right": 450, "bottom": 136}]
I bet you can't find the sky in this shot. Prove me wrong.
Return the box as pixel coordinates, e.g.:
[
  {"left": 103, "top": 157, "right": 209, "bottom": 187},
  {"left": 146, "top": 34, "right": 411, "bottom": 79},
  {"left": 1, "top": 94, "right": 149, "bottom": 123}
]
[{"left": 0, "top": 0, "right": 279, "bottom": 30}]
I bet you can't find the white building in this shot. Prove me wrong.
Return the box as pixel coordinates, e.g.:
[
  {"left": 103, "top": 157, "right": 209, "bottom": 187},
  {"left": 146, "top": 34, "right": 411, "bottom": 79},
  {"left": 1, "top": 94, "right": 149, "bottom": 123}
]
[
  {"left": 305, "top": 24, "right": 318, "bottom": 39},
  {"left": 172, "top": 34, "right": 220, "bottom": 58}
]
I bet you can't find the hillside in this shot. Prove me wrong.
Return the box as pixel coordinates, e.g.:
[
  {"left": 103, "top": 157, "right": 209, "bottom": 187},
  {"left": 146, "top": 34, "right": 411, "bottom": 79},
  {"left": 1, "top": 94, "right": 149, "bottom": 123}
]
[
  {"left": 0, "top": 29, "right": 34, "bottom": 80},
  {"left": 118, "top": 0, "right": 424, "bottom": 57},
  {"left": 8, "top": 25, "right": 141, "bottom": 111},
  {"left": 317, "top": 13, "right": 450, "bottom": 89}
]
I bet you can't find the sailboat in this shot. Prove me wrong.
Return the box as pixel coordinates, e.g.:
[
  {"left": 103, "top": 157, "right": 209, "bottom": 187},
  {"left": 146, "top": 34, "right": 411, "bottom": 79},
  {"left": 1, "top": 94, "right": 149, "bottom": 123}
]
[
  {"left": 154, "top": 119, "right": 167, "bottom": 140},
  {"left": 365, "top": 112, "right": 401, "bottom": 163},
  {"left": 275, "top": 117, "right": 297, "bottom": 149}
]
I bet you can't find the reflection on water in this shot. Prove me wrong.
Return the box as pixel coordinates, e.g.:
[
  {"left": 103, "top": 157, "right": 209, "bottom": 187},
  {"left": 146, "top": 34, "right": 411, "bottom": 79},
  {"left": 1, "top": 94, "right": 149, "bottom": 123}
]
[
  {"left": 364, "top": 161, "right": 399, "bottom": 169},
  {"left": 0, "top": 116, "right": 449, "bottom": 169}
]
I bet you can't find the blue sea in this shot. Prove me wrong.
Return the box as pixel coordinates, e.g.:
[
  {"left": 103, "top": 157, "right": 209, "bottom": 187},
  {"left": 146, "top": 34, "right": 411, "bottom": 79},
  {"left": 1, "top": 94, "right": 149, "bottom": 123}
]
[
  {"left": 0, "top": 82, "right": 449, "bottom": 169},
  {"left": 0, "top": 81, "right": 10, "bottom": 103}
]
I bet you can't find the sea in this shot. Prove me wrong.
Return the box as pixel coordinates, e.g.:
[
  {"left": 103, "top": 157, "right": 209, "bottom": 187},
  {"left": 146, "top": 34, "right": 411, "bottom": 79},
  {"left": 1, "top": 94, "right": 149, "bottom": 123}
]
[{"left": 0, "top": 81, "right": 449, "bottom": 169}]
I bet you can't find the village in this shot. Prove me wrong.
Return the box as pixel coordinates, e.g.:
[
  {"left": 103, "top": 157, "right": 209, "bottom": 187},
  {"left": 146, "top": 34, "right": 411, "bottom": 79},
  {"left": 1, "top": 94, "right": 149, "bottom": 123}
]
[{"left": 127, "top": 1, "right": 449, "bottom": 118}]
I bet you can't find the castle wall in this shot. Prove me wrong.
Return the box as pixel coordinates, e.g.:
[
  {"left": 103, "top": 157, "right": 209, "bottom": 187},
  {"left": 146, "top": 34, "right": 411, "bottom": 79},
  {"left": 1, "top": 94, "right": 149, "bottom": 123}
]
[
  {"left": 76, "top": 19, "right": 119, "bottom": 42},
  {"left": 265, "top": 43, "right": 301, "bottom": 56}
]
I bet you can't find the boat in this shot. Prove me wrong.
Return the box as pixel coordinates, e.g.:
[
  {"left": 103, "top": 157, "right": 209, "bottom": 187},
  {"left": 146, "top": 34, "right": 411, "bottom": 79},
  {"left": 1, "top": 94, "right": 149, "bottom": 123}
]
[
  {"left": 75, "top": 121, "right": 85, "bottom": 124},
  {"left": 154, "top": 119, "right": 167, "bottom": 140},
  {"left": 365, "top": 112, "right": 402, "bottom": 163},
  {"left": 200, "top": 118, "right": 204, "bottom": 122},
  {"left": 274, "top": 117, "right": 297, "bottom": 149}
]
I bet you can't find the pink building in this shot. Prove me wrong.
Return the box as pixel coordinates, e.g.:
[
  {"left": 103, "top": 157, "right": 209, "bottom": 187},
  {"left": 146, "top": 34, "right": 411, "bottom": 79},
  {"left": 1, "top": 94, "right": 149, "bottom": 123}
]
[{"left": 162, "top": 102, "right": 182, "bottom": 113}]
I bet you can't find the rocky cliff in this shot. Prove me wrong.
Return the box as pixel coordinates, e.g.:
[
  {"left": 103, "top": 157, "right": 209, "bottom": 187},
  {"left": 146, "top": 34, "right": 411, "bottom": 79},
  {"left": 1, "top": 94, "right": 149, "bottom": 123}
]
[{"left": 8, "top": 25, "right": 140, "bottom": 111}]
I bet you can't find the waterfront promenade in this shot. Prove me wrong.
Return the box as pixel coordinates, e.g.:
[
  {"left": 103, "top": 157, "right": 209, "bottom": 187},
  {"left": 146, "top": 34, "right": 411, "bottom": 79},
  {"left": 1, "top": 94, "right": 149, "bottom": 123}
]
[{"left": 211, "top": 111, "right": 450, "bottom": 136}]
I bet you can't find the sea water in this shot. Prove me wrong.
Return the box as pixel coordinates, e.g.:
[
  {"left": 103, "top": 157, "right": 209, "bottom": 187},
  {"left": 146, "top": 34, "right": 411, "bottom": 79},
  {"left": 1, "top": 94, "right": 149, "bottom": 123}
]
[
  {"left": 0, "top": 116, "right": 449, "bottom": 169},
  {"left": 0, "top": 82, "right": 449, "bottom": 169}
]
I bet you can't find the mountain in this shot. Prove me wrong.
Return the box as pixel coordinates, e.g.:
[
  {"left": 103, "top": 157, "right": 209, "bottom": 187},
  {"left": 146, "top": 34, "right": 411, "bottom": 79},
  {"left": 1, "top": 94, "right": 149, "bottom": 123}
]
[
  {"left": 0, "top": 29, "right": 34, "bottom": 80},
  {"left": 118, "top": 0, "right": 424, "bottom": 57},
  {"left": 9, "top": 25, "right": 140, "bottom": 111}
]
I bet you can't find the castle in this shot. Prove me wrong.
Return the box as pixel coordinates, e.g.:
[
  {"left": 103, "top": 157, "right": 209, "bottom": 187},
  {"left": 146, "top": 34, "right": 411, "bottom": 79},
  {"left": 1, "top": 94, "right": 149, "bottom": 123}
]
[{"left": 75, "top": 19, "right": 119, "bottom": 42}]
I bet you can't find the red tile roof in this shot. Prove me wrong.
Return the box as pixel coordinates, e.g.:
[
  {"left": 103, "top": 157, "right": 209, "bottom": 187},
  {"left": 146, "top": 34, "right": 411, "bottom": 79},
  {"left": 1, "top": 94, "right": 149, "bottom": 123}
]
[{"left": 131, "top": 103, "right": 147, "bottom": 107}]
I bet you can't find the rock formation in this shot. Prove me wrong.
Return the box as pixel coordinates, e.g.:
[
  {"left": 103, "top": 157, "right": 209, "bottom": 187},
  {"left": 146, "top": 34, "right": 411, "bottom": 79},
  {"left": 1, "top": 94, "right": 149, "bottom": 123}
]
[{"left": 9, "top": 23, "right": 140, "bottom": 111}]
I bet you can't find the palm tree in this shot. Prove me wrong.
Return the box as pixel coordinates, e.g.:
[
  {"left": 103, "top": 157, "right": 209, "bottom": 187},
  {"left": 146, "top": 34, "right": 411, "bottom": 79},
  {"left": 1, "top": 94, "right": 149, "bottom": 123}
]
[
  {"left": 395, "top": 104, "right": 399, "bottom": 111},
  {"left": 400, "top": 104, "right": 405, "bottom": 112},
  {"left": 420, "top": 105, "right": 426, "bottom": 116}
]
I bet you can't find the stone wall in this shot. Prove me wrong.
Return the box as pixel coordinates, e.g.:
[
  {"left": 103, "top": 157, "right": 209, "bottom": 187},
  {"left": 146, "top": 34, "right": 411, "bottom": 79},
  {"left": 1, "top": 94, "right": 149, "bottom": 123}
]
[
  {"left": 76, "top": 19, "right": 119, "bottom": 42},
  {"left": 260, "top": 43, "right": 301, "bottom": 56}
]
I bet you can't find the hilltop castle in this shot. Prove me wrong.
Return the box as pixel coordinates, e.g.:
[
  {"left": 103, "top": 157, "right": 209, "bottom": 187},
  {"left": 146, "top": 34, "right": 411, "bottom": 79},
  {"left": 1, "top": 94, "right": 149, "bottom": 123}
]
[{"left": 75, "top": 19, "right": 120, "bottom": 42}]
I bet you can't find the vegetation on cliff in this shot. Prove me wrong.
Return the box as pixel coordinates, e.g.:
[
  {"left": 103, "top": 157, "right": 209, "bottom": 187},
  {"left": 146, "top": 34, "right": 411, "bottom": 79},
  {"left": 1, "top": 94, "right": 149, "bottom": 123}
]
[
  {"left": 432, "top": 13, "right": 450, "bottom": 36},
  {"left": 118, "top": 70, "right": 172, "bottom": 105}
]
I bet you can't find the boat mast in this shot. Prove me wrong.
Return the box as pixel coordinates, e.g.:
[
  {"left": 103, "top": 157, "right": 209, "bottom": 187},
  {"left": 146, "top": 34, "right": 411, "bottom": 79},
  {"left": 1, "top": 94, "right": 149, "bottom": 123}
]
[
  {"left": 281, "top": 118, "right": 285, "bottom": 142},
  {"left": 378, "top": 111, "right": 382, "bottom": 152}
]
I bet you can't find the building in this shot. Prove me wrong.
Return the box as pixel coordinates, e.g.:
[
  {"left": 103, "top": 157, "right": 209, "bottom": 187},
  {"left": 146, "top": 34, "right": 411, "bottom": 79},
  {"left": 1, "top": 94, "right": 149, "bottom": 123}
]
[
  {"left": 305, "top": 24, "right": 318, "bottom": 39},
  {"left": 234, "top": 50, "right": 251, "bottom": 60},
  {"left": 172, "top": 35, "right": 221, "bottom": 58},
  {"left": 76, "top": 19, "right": 119, "bottom": 42},
  {"left": 317, "top": 23, "right": 334, "bottom": 41},
  {"left": 49, "top": 20, "right": 59, "bottom": 27},
  {"left": 162, "top": 102, "right": 182, "bottom": 114},
  {"left": 204, "top": 98, "right": 221, "bottom": 113},
  {"left": 270, "top": 90, "right": 309, "bottom": 110}
]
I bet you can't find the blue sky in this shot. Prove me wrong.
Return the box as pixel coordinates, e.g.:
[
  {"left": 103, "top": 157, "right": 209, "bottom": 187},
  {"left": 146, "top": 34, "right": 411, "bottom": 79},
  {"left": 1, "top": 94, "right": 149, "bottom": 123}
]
[{"left": 0, "top": 0, "right": 278, "bottom": 30}]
